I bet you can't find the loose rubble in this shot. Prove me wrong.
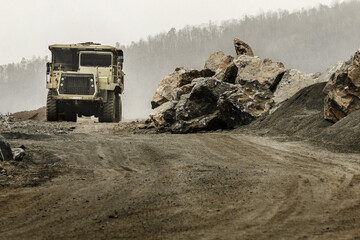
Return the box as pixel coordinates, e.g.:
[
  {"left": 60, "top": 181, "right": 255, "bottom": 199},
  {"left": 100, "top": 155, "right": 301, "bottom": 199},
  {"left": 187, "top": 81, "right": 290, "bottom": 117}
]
[{"left": 1, "top": 113, "right": 76, "bottom": 135}]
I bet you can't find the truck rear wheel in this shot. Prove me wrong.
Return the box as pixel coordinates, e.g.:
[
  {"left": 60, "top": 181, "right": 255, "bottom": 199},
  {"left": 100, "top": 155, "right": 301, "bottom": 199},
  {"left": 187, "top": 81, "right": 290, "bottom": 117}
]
[
  {"left": 99, "top": 91, "right": 116, "bottom": 122},
  {"left": 46, "top": 90, "right": 58, "bottom": 121}
]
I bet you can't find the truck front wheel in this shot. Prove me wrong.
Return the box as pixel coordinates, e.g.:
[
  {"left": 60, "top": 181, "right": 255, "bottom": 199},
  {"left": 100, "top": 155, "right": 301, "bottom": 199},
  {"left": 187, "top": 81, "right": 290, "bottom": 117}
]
[
  {"left": 46, "top": 90, "right": 58, "bottom": 121},
  {"left": 99, "top": 91, "right": 116, "bottom": 122}
]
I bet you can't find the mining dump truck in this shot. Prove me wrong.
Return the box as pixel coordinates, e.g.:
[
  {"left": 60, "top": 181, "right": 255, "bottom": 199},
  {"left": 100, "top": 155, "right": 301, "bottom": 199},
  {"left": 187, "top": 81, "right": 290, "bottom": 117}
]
[{"left": 46, "top": 42, "right": 124, "bottom": 122}]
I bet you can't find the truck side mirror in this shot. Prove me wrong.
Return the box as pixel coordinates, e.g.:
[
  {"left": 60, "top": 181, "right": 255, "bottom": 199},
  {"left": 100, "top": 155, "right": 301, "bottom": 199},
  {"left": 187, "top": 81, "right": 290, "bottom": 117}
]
[{"left": 46, "top": 62, "right": 52, "bottom": 75}]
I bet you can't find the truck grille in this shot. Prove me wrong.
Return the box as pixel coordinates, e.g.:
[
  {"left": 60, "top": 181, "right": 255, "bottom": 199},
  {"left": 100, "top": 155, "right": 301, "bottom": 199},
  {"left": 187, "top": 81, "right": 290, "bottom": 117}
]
[{"left": 59, "top": 74, "right": 95, "bottom": 95}]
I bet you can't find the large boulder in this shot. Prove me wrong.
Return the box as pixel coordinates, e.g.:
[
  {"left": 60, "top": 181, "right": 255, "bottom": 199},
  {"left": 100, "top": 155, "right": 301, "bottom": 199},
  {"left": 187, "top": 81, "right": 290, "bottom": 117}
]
[
  {"left": 151, "top": 67, "right": 214, "bottom": 109},
  {"left": 214, "top": 62, "right": 239, "bottom": 84},
  {"left": 233, "top": 38, "right": 254, "bottom": 57},
  {"left": 234, "top": 55, "right": 285, "bottom": 90},
  {"left": 204, "top": 52, "right": 237, "bottom": 83},
  {"left": 204, "top": 52, "right": 233, "bottom": 74},
  {"left": 173, "top": 78, "right": 237, "bottom": 122},
  {"left": 219, "top": 80, "right": 274, "bottom": 120},
  {"left": 149, "top": 101, "right": 174, "bottom": 127},
  {"left": 324, "top": 50, "right": 360, "bottom": 122}
]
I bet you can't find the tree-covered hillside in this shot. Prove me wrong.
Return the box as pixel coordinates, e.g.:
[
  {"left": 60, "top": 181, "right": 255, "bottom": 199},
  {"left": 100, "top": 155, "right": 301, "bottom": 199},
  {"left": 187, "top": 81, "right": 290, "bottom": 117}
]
[{"left": 0, "top": 57, "right": 48, "bottom": 114}]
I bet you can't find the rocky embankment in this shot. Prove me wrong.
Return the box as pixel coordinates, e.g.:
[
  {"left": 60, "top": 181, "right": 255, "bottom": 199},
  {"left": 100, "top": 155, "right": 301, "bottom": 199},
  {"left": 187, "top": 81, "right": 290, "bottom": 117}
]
[{"left": 149, "top": 43, "right": 352, "bottom": 133}]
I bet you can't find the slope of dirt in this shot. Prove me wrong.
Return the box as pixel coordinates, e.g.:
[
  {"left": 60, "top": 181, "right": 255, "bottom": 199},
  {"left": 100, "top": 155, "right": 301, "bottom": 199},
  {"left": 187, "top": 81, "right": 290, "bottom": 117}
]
[
  {"left": 243, "top": 82, "right": 360, "bottom": 152},
  {"left": 316, "top": 110, "right": 360, "bottom": 152},
  {"left": 0, "top": 130, "right": 360, "bottom": 239},
  {"left": 244, "top": 82, "right": 331, "bottom": 137},
  {"left": 12, "top": 107, "right": 46, "bottom": 121}
]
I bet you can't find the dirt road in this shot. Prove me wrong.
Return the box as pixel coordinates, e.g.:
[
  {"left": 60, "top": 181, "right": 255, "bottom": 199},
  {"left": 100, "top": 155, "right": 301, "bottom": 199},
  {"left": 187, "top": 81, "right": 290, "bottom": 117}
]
[{"left": 1, "top": 122, "right": 360, "bottom": 239}]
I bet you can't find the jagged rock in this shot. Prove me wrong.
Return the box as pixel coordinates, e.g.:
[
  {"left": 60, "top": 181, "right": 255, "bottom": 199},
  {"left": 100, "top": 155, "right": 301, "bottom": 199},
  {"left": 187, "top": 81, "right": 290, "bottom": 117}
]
[
  {"left": 219, "top": 80, "right": 274, "bottom": 120},
  {"left": 149, "top": 102, "right": 175, "bottom": 127},
  {"left": 0, "top": 135, "right": 13, "bottom": 161},
  {"left": 171, "top": 81, "right": 197, "bottom": 101},
  {"left": 233, "top": 38, "right": 254, "bottom": 57},
  {"left": 324, "top": 50, "right": 360, "bottom": 122},
  {"left": 222, "top": 63, "right": 239, "bottom": 84},
  {"left": 234, "top": 55, "right": 285, "bottom": 90},
  {"left": 170, "top": 111, "right": 221, "bottom": 133},
  {"left": 204, "top": 52, "right": 233, "bottom": 75},
  {"left": 12, "top": 147, "right": 25, "bottom": 161},
  {"left": 151, "top": 67, "right": 214, "bottom": 109},
  {"left": 174, "top": 79, "right": 236, "bottom": 121},
  {"left": 273, "top": 69, "right": 316, "bottom": 104},
  {"left": 214, "top": 63, "right": 239, "bottom": 84},
  {"left": 204, "top": 52, "right": 239, "bottom": 82}
]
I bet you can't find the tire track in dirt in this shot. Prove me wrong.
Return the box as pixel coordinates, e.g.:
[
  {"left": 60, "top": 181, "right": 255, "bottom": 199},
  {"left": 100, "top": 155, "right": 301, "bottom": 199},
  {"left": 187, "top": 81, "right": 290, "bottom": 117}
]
[{"left": 0, "top": 132, "right": 360, "bottom": 239}]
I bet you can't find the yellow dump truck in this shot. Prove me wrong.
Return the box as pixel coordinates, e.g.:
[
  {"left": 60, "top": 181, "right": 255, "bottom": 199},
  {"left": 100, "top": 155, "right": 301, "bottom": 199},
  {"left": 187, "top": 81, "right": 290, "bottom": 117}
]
[{"left": 46, "top": 42, "right": 124, "bottom": 122}]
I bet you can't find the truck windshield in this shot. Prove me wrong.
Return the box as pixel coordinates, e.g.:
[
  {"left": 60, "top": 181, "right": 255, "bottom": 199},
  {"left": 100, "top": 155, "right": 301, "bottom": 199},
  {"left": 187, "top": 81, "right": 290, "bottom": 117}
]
[
  {"left": 80, "top": 53, "right": 112, "bottom": 67},
  {"left": 52, "top": 49, "right": 79, "bottom": 71}
]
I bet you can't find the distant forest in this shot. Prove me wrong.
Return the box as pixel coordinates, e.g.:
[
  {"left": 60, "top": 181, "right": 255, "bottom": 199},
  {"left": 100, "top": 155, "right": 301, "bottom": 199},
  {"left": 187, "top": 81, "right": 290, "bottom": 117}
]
[{"left": 1, "top": 0, "right": 360, "bottom": 118}]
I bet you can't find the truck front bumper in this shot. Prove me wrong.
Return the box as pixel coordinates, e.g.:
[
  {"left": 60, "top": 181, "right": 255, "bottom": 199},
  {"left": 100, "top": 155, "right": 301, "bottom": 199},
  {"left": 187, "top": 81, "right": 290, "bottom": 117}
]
[{"left": 54, "top": 95, "right": 103, "bottom": 101}]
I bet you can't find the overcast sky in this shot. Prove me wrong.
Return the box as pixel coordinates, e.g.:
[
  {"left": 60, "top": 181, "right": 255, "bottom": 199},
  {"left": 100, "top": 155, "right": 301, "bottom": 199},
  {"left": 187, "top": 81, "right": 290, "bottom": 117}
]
[{"left": 0, "top": 0, "right": 345, "bottom": 64}]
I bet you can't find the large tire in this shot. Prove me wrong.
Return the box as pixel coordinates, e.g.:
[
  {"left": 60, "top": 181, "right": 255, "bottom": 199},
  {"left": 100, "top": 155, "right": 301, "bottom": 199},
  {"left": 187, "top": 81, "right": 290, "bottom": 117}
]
[
  {"left": 46, "top": 90, "right": 58, "bottom": 121},
  {"left": 115, "top": 94, "right": 122, "bottom": 122},
  {"left": 99, "top": 91, "right": 116, "bottom": 122}
]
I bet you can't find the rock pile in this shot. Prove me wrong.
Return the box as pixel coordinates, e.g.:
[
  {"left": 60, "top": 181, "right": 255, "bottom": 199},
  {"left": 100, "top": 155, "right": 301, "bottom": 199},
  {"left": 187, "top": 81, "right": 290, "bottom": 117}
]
[
  {"left": 324, "top": 49, "right": 360, "bottom": 122},
  {"left": 150, "top": 52, "right": 284, "bottom": 133},
  {"left": 149, "top": 41, "right": 359, "bottom": 133}
]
